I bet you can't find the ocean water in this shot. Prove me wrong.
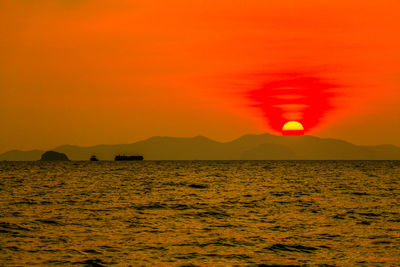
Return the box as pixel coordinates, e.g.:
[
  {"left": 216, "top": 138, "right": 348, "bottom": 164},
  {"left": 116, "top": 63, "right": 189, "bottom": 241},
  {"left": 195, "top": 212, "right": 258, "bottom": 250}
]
[{"left": 0, "top": 161, "right": 400, "bottom": 266}]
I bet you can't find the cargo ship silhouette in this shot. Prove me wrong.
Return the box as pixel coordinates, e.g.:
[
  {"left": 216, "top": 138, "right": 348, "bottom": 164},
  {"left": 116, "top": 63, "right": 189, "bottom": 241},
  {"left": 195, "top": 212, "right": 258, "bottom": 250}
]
[{"left": 115, "top": 155, "right": 144, "bottom": 161}]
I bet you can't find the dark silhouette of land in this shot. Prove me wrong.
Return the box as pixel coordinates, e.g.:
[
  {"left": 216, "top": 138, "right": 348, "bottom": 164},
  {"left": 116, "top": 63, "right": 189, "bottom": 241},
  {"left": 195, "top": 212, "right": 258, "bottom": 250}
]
[
  {"left": 1, "top": 134, "right": 400, "bottom": 160},
  {"left": 40, "top": 151, "right": 69, "bottom": 161}
]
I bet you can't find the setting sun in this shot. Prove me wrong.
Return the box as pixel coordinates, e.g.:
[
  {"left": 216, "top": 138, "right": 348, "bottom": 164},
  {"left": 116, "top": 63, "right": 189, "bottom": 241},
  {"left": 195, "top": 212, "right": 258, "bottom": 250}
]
[{"left": 282, "top": 121, "right": 304, "bottom": 136}]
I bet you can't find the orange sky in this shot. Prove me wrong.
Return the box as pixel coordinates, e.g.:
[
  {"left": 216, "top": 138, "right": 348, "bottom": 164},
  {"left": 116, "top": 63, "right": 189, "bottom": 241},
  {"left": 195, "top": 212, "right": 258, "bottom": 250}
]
[{"left": 1, "top": 0, "right": 400, "bottom": 152}]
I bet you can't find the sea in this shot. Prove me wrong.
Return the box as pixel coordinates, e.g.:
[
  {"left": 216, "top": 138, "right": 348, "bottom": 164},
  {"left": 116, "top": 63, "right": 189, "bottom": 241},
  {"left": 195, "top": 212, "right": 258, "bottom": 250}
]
[{"left": 0, "top": 161, "right": 399, "bottom": 266}]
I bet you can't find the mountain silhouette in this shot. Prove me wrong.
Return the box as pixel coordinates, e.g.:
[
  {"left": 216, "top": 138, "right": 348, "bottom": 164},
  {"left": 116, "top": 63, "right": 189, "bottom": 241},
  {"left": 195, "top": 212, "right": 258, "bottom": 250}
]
[{"left": 1, "top": 134, "right": 400, "bottom": 160}]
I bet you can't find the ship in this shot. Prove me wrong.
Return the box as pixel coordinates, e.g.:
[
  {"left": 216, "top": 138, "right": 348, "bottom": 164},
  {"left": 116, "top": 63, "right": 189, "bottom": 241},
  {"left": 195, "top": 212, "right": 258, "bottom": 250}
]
[
  {"left": 115, "top": 155, "right": 144, "bottom": 161},
  {"left": 90, "top": 155, "right": 99, "bottom": 161}
]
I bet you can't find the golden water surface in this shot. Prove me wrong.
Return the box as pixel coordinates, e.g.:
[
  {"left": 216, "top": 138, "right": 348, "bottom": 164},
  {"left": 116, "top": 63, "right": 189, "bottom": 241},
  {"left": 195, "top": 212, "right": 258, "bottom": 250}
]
[{"left": 0, "top": 161, "right": 399, "bottom": 266}]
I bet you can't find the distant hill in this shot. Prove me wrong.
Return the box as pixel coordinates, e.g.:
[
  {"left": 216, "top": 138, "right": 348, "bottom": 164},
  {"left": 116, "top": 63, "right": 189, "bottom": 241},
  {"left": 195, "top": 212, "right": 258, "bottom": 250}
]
[
  {"left": 40, "top": 151, "right": 69, "bottom": 161},
  {"left": 1, "top": 134, "right": 400, "bottom": 160},
  {"left": 0, "top": 150, "right": 44, "bottom": 161}
]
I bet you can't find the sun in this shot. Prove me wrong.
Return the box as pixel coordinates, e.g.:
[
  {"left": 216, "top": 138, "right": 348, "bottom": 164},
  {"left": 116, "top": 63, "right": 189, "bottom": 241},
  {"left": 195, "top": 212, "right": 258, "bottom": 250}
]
[{"left": 282, "top": 121, "right": 304, "bottom": 136}]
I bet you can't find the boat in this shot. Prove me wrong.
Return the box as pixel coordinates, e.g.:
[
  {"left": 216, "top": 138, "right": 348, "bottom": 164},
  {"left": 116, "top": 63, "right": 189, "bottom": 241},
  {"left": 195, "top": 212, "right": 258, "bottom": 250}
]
[
  {"left": 115, "top": 155, "right": 144, "bottom": 161},
  {"left": 90, "top": 155, "right": 99, "bottom": 161}
]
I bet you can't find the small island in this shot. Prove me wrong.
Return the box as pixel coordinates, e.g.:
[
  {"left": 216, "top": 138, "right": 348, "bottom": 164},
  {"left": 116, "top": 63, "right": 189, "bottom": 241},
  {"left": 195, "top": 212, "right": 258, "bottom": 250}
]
[{"left": 40, "top": 151, "right": 70, "bottom": 161}]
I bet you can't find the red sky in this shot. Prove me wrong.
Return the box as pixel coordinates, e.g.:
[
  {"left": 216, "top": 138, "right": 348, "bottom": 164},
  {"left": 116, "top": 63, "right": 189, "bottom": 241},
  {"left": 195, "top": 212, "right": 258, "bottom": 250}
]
[{"left": 1, "top": 0, "right": 400, "bottom": 152}]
